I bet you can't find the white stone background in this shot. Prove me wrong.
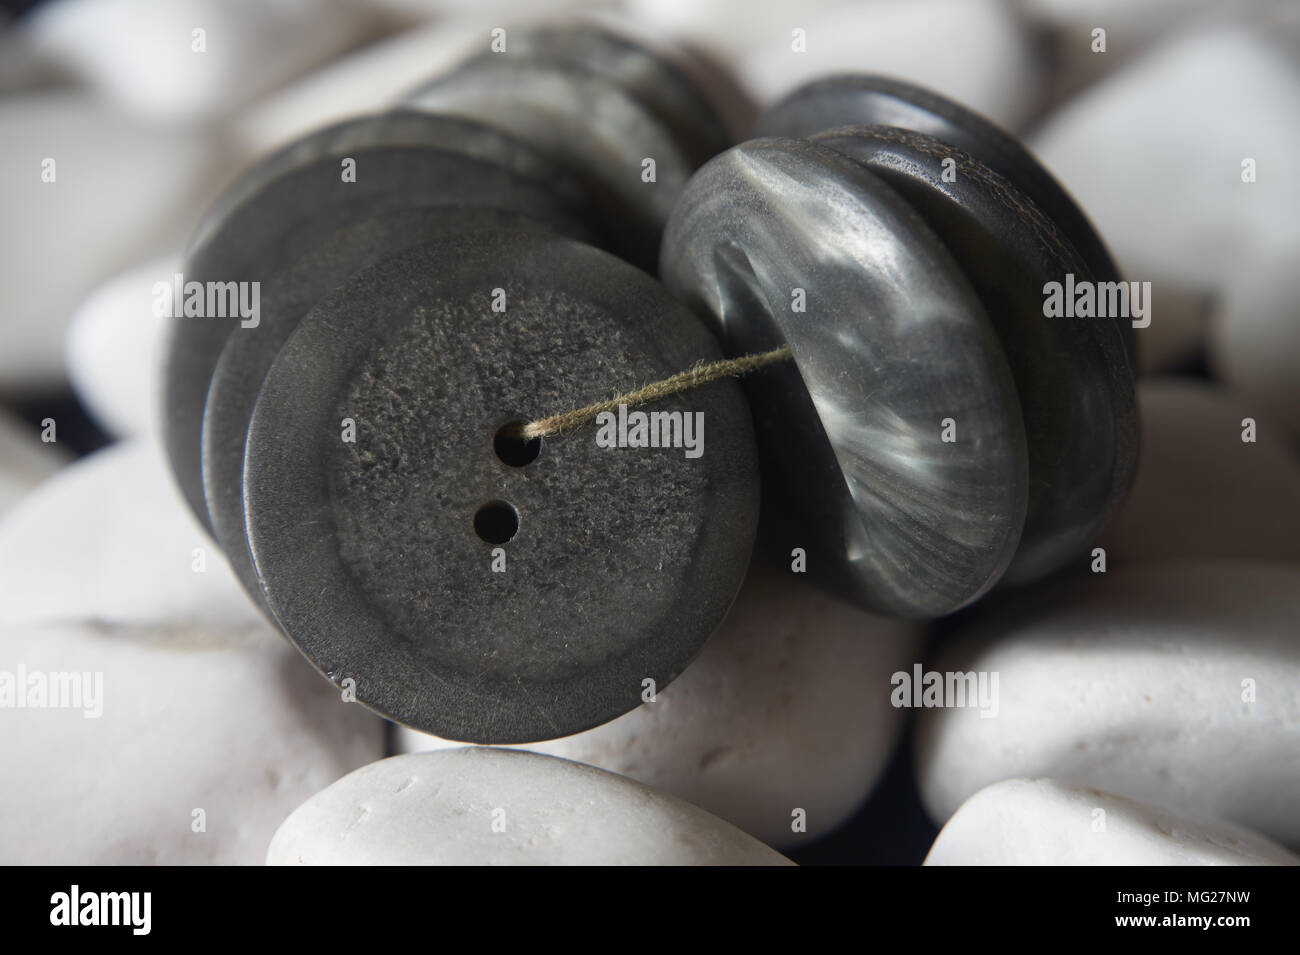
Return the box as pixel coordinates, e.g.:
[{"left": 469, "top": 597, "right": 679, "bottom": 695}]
[{"left": 0, "top": 0, "right": 1298, "bottom": 865}]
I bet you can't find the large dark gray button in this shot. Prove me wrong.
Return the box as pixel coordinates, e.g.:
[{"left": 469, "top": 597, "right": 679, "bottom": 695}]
[
  {"left": 660, "top": 138, "right": 1027, "bottom": 619},
  {"left": 812, "top": 125, "right": 1138, "bottom": 584},
  {"left": 756, "top": 74, "right": 1136, "bottom": 371},
  {"left": 161, "top": 111, "right": 598, "bottom": 535},
  {"left": 405, "top": 55, "right": 699, "bottom": 270},
  {"left": 202, "top": 205, "right": 560, "bottom": 611},
  {"left": 242, "top": 231, "right": 759, "bottom": 743}
]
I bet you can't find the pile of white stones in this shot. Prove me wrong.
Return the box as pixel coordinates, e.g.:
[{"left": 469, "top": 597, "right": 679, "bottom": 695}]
[{"left": 1, "top": 0, "right": 1297, "bottom": 866}]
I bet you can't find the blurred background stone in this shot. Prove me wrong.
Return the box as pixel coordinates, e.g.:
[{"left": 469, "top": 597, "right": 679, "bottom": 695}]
[
  {"left": 0, "top": 92, "right": 224, "bottom": 392},
  {"left": 1098, "top": 380, "right": 1300, "bottom": 564},
  {"left": 65, "top": 255, "right": 176, "bottom": 440},
  {"left": 0, "top": 406, "right": 69, "bottom": 520},
  {"left": 0, "top": 441, "right": 262, "bottom": 629},
  {"left": 21, "top": 0, "right": 385, "bottom": 122},
  {"left": 1208, "top": 239, "right": 1300, "bottom": 441},
  {"left": 1029, "top": 11, "right": 1300, "bottom": 373}
]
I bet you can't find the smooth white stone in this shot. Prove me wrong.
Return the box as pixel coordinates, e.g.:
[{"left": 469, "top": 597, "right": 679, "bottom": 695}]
[
  {"left": 65, "top": 256, "right": 175, "bottom": 439},
  {"left": 266, "top": 748, "right": 794, "bottom": 865},
  {"left": 232, "top": 18, "right": 487, "bottom": 157},
  {"left": 0, "top": 92, "right": 217, "bottom": 391},
  {"left": 0, "top": 408, "right": 70, "bottom": 520},
  {"left": 1030, "top": 17, "right": 1300, "bottom": 311},
  {"left": 0, "top": 619, "right": 384, "bottom": 864},
  {"left": 727, "top": 0, "right": 1040, "bottom": 131},
  {"left": 926, "top": 778, "right": 1300, "bottom": 866},
  {"left": 1098, "top": 379, "right": 1300, "bottom": 563},
  {"left": 23, "top": 0, "right": 377, "bottom": 121},
  {"left": 398, "top": 558, "right": 920, "bottom": 848},
  {"left": 1209, "top": 240, "right": 1300, "bottom": 440},
  {"left": 0, "top": 441, "right": 262, "bottom": 629},
  {"left": 916, "top": 561, "right": 1300, "bottom": 847}
]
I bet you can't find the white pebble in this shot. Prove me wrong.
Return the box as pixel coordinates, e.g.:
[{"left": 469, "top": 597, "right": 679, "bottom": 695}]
[
  {"left": 0, "top": 92, "right": 218, "bottom": 391},
  {"left": 23, "top": 0, "right": 377, "bottom": 122},
  {"left": 0, "top": 15, "right": 66, "bottom": 93},
  {"left": 1098, "top": 379, "right": 1300, "bottom": 564},
  {"left": 0, "top": 618, "right": 384, "bottom": 864},
  {"left": 1208, "top": 239, "right": 1300, "bottom": 440},
  {"left": 1019, "top": 0, "right": 1223, "bottom": 94},
  {"left": 267, "top": 748, "right": 794, "bottom": 865},
  {"left": 399, "top": 557, "right": 921, "bottom": 848},
  {"left": 232, "top": 18, "right": 485, "bottom": 158},
  {"left": 731, "top": 0, "right": 1040, "bottom": 131},
  {"left": 916, "top": 561, "right": 1300, "bottom": 847},
  {"left": 66, "top": 256, "right": 176, "bottom": 439},
  {"left": 624, "top": 0, "right": 856, "bottom": 70},
  {"left": 0, "top": 441, "right": 262, "bottom": 630},
  {"left": 0, "top": 408, "right": 69, "bottom": 520},
  {"left": 1030, "top": 16, "right": 1300, "bottom": 341},
  {"left": 926, "top": 778, "right": 1300, "bottom": 865}
]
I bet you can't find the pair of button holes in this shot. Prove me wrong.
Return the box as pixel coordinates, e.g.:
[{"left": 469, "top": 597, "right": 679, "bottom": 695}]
[{"left": 474, "top": 420, "right": 542, "bottom": 544}]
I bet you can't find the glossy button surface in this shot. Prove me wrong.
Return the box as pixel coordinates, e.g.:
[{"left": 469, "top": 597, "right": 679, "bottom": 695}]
[
  {"left": 757, "top": 74, "right": 1136, "bottom": 371},
  {"left": 813, "top": 125, "right": 1137, "bottom": 583},
  {"left": 661, "top": 138, "right": 1028, "bottom": 618}
]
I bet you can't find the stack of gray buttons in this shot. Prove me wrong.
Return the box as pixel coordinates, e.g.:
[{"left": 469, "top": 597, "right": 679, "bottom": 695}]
[{"left": 159, "top": 32, "right": 1137, "bottom": 745}]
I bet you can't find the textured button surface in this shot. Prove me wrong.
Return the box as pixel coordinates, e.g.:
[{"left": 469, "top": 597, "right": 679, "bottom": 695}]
[
  {"left": 243, "top": 231, "right": 759, "bottom": 742},
  {"left": 161, "top": 112, "right": 598, "bottom": 535},
  {"left": 203, "top": 206, "right": 567, "bottom": 610},
  {"left": 813, "top": 125, "right": 1137, "bottom": 583},
  {"left": 661, "top": 138, "right": 1027, "bottom": 619}
]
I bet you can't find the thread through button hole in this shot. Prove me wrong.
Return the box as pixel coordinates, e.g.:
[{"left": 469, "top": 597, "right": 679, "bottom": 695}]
[{"left": 494, "top": 420, "right": 541, "bottom": 467}]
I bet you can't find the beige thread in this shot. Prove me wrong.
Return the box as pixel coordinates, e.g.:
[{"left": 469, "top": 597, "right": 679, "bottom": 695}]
[{"left": 516, "top": 345, "right": 794, "bottom": 440}]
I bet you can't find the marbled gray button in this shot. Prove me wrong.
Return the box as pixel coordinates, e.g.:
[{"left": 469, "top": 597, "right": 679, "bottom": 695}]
[
  {"left": 660, "top": 138, "right": 1027, "bottom": 619},
  {"left": 812, "top": 125, "right": 1137, "bottom": 584},
  {"left": 757, "top": 74, "right": 1135, "bottom": 371}
]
